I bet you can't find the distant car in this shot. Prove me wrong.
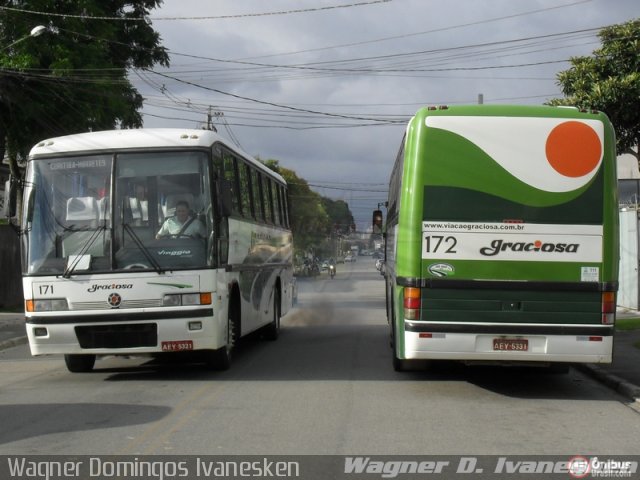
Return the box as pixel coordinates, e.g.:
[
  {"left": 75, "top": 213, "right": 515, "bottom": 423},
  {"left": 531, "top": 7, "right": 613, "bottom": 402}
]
[
  {"left": 321, "top": 260, "right": 329, "bottom": 271},
  {"left": 344, "top": 255, "right": 354, "bottom": 262}
]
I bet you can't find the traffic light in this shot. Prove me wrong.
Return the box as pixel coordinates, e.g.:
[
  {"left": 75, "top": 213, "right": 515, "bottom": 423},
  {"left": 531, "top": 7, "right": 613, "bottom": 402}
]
[{"left": 372, "top": 210, "right": 383, "bottom": 233}]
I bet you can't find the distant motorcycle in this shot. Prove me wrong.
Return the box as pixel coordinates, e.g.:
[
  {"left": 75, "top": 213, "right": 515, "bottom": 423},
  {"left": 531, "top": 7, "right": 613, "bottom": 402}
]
[{"left": 329, "top": 264, "right": 336, "bottom": 279}]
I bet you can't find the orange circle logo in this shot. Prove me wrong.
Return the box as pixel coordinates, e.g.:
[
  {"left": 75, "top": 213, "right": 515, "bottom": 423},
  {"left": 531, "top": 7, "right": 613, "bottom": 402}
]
[{"left": 545, "top": 121, "right": 602, "bottom": 178}]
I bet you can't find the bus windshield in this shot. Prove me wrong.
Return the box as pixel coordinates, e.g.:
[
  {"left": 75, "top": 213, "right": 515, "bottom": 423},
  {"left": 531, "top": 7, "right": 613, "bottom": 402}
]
[{"left": 23, "top": 150, "right": 214, "bottom": 275}]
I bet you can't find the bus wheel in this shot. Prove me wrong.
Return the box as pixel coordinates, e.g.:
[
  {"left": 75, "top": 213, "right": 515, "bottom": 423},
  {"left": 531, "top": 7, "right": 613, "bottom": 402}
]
[
  {"left": 391, "top": 321, "right": 407, "bottom": 372},
  {"left": 393, "top": 349, "right": 415, "bottom": 372},
  {"left": 64, "top": 354, "right": 96, "bottom": 373},
  {"left": 206, "top": 306, "right": 237, "bottom": 371},
  {"left": 264, "top": 288, "right": 281, "bottom": 341},
  {"left": 393, "top": 355, "right": 406, "bottom": 372},
  {"left": 390, "top": 317, "right": 421, "bottom": 371}
]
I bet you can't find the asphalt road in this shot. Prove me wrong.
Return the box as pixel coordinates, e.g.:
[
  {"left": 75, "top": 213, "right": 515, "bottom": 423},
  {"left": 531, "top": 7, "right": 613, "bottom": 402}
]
[{"left": 0, "top": 260, "right": 639, "bottom": 456}]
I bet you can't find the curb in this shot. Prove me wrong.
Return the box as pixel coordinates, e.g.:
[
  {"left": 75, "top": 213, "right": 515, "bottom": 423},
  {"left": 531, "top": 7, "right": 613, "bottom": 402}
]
[
  {"left": 575, "top": 363, "right": 640, "bottom": 403},
  {"left": 0, "top": 335, "right": 28, "bottom": 352}
]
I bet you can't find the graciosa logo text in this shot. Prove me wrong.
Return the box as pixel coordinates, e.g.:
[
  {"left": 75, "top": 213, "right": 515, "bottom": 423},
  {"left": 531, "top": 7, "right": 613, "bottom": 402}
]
[
  {"left": 480, "top": 239, "right": 580, "bottom": 257},
  {"left": 87, "top": 283, "right": 133, "bottom": 293}
]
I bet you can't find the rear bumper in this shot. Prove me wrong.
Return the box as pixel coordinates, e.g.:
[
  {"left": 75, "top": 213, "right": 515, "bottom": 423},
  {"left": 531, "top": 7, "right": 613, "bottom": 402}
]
[{"left": 402, "top": 322, "right": 614, "bottom": 363}]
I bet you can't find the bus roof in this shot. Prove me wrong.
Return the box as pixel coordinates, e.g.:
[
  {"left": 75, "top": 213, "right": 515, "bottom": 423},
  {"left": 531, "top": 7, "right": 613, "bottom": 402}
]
[
  {"left": 411, "top": 104, "right": 606, "bottom": 121},
  {"left": 28, "top": 128, "right": 286, "bottom": 184}
]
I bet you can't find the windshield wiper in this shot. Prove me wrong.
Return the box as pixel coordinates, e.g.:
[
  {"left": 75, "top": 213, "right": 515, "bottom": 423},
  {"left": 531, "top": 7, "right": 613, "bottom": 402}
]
[{"left": 123, "top": 223, "right": 165, "bottom": 274}]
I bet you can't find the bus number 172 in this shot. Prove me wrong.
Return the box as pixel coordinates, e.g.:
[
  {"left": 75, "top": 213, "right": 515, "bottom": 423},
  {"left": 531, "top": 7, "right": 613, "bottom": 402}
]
[{"left": 424, "top": 235, "right": 457, "bottom": 254}]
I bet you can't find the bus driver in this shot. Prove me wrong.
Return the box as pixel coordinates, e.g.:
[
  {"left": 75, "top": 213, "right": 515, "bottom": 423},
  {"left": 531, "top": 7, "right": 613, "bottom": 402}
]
[{"left": 156, "top": 200, "right": 205, "bottom": 239}]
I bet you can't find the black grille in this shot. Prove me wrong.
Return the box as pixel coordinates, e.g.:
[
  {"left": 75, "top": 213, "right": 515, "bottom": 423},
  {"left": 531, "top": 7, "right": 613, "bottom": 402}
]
[{"left": 75, "top": 324, "right": 157, "bottom": 349}]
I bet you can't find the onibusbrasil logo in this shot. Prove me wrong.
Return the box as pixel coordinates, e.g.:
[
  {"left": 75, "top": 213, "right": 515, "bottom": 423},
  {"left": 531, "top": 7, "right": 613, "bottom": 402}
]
[
  {"left": 568, "top": 456, "right": 637, "bottom": 478},
  {"left": 568, "top": 456, "right": 591, "bottom": 478}
]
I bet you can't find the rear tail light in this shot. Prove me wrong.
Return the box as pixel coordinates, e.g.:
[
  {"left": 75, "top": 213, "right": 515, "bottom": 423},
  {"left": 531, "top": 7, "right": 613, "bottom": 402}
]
[
  {"left": 404, "top": 287, "right": 421, "bottom": 320},
  {"left": 601, "top": 291, "right": 615, "bottom": 325}
]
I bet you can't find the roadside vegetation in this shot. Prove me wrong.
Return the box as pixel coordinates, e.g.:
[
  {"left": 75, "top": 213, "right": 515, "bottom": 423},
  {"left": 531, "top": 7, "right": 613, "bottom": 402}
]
[{"left": 617, "top": 316, "right": 640, "bottom": 331}]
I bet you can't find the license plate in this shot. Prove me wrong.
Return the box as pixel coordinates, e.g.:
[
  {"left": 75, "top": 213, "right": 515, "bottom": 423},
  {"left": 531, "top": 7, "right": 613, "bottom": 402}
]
[
  {"left": 493, "top": 338, "right": 528, "bottom": 351},
  {"left": 161, "top": 340, "right": 194, "bottom": 352}
]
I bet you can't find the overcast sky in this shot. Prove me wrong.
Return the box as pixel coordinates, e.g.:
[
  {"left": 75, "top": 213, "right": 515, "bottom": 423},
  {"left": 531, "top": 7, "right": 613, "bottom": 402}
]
[{"left": 136, "top": 0, "right": 639, "bottom": 229}]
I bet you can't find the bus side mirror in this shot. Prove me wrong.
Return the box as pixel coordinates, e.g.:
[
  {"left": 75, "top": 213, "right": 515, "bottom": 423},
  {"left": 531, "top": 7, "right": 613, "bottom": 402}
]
[
  {"left": 3, "top": 177, "right": 18, "bottom": 218},
  {"left": 218, "top": 179, "right": 233, "bottom": 217},
  {"left": 372, "top": 209, "right": 383, "bottom": 234},
  {"left": 3, "top": 176, "right": 23, "bottom": 235}
]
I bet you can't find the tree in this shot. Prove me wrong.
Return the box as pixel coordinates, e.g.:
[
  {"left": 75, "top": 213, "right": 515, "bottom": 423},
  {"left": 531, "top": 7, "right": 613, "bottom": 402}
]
[
  {"left": 0, "top": 0, "right": 169, "bottom": 177},
  {"left": 264, "top": 159, "right": 333, "bottom": 256},
  {"left": 321, "top": 198, "right": 355, "bottom": 236},
  {"left": 549, "top": 19, "right": 640, "bottom": 161}
]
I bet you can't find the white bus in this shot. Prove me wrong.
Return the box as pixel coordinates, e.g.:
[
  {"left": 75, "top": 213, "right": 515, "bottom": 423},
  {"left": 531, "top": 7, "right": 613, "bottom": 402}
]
[{"left": 7, "top": 129, "right": 294, "bottom": 372}]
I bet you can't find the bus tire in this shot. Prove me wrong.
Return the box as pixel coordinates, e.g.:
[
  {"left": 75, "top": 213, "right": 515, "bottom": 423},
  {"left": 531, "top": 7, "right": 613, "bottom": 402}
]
[
  {"left": 64, "top": 354, "right": 96, "bottom": 373},
  {"left": 393, "top": 355, "right": 408, "bottom": 372},
  {"left": 264, "top": 287, "right": 281, "bottom": 341},
  {"left": 390, "top": 314, "right": 408, "bottom": 372},
  {"left": 205, "top": 301, "right": 238, "bottom": 371}
]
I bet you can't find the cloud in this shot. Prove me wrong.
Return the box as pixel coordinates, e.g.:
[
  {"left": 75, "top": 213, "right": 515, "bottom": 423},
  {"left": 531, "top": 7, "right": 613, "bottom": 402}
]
[{"left": 139, "top": 0, "right": 638, "bottom": 228}]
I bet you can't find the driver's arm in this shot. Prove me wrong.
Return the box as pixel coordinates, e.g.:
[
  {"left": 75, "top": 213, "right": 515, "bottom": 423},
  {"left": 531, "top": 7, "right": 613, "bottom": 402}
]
[{"left": 156, "top": 220, "right": 169, "bottom": 239}]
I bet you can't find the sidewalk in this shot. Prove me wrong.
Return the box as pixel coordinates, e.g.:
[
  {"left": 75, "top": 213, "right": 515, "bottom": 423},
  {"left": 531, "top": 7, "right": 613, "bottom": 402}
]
[
  {"left": 0, "top": 312, "right": 27, "bottom": 351},
  {"left": 578, "top": 309, "right": 640, "bottom": 402},
  {"left": 0, "top": 310, "right": 638, "bottom": 401}
]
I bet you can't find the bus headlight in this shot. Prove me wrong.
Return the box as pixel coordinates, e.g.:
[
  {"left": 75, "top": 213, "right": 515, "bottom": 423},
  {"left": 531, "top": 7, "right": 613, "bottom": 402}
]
[
  {"left": 163, "top": 293, "right": 212, "bottom": 306},
  {"left": 181, "top": 293, "right": 201, "bottom": 306},
  {"left": 162, "top": 295, "right": 181, "bottom": 307},
  {"left": 26, "top": 298, "right": 69, "bottom": 312}
]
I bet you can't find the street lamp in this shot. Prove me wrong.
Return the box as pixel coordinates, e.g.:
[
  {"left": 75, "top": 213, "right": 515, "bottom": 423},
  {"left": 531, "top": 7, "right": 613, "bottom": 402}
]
[
  {"left": 29, "top": 25, "right": 47, "bottom": 37},
  {"left": 1, "top": 24, "right": 49, "bottom": 184},
  {"left": 2, "top": 25, "right": 47, "bottom": 51}
]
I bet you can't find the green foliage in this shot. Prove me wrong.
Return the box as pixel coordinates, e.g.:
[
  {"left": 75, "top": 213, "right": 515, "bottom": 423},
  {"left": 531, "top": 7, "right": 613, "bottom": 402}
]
[
  {"left": 616, "top": 316, "right": 640, "bottom": 331},
  {"left": 0, "top": 0, "right": 169, "bottom": 175},
  {"left": 549, "top": 19, "right": 640, "bottom": 158},
  {"left": 322, "top": 197, "right": 354, "bottom": 235},
  {"left": 264, "top": 159, "right": 353, "bottom": 256}
]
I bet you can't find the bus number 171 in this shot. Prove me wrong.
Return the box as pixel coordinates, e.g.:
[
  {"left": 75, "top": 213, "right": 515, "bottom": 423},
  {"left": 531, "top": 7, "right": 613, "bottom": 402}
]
[{"left": 38, "top": 284, "right": 54, "bottom": 295}]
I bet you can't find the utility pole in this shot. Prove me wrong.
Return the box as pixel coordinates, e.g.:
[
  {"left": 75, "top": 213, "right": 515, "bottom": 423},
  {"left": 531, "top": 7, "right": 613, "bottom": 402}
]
[{"left": 205, "top": 106, "right": 221, "bottom": 132}]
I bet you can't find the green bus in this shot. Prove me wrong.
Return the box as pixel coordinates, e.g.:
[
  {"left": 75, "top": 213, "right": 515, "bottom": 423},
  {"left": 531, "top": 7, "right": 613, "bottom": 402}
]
[{"left": 379, "top": 105, "right": 618, "bottom": 371}]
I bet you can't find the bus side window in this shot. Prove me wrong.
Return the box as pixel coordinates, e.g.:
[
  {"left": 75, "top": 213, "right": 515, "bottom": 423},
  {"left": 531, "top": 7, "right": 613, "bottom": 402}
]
[
  {"left": 263, "top": 176, "right": 274, "bottom": 224},
  {"left": 222, "top": 151, "right": 241, "bottom": 215},
  {"left": 238, "top": 161, "right": 253, "bottom": 219},
  {"left": 272, "top": 180, "right": 281, "bottom": 226},
  {"left": 282, "top": 185, "right": 291, "bottom": 228},
  {"left": 251, "top": 169, "right": 264, "bottom": 222}
]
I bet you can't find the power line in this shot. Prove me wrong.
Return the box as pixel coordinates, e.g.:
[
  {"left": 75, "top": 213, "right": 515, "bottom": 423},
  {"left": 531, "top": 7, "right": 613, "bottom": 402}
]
[
  {"left": 0, "top": 1, "right": 392, "bottom": 22},
  {"left": 154, "top": 27, "right": 600, "bottom": 74},
  {"left": 142, "top": 68, "right": 404, "bottom": 124},
  {"left": 238, "top": 0, "right": 594, "bottom": 60}
]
